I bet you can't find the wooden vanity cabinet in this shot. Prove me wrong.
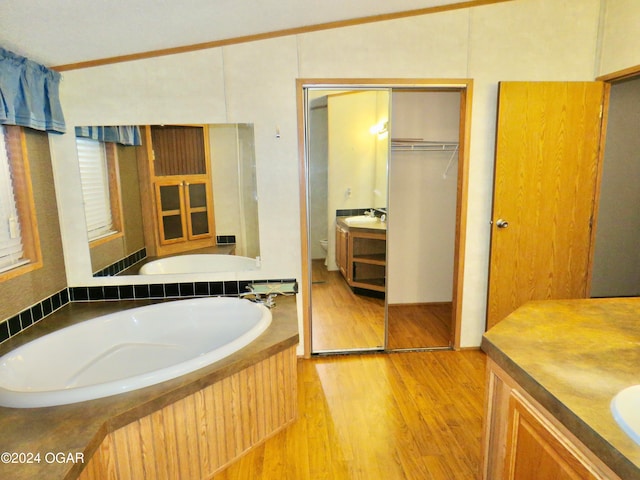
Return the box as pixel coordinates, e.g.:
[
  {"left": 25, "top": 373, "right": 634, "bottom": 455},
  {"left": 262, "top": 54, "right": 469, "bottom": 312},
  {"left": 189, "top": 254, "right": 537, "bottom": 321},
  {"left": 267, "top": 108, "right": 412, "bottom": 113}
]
[
  {"left": 348, "top": 231, "right": 386, "bottom": 292},
  {"left": 336, "top": 224, "right": 348, "bottom": 279},
  {"left": 483, "top": 359, "right": 620, "bottom": 480},
  {"left": 335, "top": 220, "right": 386, "bottom": 293}
]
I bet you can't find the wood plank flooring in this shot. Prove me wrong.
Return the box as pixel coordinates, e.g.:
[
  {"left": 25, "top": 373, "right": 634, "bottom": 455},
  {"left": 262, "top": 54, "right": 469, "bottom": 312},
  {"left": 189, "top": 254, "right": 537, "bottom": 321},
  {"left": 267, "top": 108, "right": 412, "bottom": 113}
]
[
  {"left": 212, "top": 349, "right": 487, "bottom": 480},
  {"left": 311, "top": 260, "right": 385, "bottom": 352},
  {"left": 388, "top": 303, "right": 452, "bottom": 349},
  {"left": 311, "top": 260, "right": 452, "bottom": 352}
]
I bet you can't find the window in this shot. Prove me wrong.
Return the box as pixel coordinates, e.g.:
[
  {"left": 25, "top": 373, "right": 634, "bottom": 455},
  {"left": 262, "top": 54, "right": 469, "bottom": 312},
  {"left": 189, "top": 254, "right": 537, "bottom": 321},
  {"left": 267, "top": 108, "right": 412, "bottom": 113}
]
[
  {"left": 0, "top": 125, "right": 41, "bottom": 279},
  {"left": 76, "top": 138, "right": 122, "bottom": 243}
]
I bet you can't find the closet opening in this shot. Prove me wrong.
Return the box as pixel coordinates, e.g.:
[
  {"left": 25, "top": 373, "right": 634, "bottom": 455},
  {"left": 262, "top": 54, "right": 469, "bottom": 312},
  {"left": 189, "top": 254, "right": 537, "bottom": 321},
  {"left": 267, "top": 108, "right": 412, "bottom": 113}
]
[{"left": 297, "top": 79, "right": 473, "bottom": 357}]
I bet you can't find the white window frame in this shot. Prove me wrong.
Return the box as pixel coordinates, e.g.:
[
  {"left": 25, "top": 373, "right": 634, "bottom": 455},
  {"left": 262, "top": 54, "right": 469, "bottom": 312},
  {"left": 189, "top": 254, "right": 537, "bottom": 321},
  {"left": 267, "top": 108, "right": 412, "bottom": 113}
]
[{"left": 0, "top": 125, "right": 42, "bottom": 281}]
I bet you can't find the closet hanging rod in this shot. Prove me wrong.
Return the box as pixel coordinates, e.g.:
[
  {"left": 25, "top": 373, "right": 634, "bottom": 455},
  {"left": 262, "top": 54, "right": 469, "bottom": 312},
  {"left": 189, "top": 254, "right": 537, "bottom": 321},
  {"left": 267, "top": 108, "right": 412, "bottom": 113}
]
[{"left": 390, "top": 138, "right": 459, "bottom": 151}]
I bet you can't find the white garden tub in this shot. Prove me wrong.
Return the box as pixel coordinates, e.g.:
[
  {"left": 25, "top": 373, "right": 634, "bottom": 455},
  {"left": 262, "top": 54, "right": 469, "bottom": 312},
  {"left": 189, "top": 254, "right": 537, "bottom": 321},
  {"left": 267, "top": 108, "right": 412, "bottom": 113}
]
[
  {"left": 0, "top": 297, "right": 271, "bottom": 408},
  {"left": 139, "top": 254, "right": 260, "bottom": 275}
]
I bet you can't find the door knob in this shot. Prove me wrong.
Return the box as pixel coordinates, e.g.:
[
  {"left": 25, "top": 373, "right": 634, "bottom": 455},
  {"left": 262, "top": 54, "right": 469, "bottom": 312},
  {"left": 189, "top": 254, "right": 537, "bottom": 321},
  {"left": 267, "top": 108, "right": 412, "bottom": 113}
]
[{"left": 496, "top": 219, "right": 509, "bottom": 229}]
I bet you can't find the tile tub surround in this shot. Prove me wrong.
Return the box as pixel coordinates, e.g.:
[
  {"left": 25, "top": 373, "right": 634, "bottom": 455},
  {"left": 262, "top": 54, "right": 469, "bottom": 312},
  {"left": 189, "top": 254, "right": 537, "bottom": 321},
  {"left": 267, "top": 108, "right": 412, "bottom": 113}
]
[
  {"left": 481, "top": 298, "right": 640, "bottom": 480},
  {"left": 0, "top": 288, "right": 70, "bottom": 343},
  {"left": 0, "top": 296, "right": 299, "bottom": 480},
  {"left": 0, "top": 279, "right": 295, "bottom": 344},
  {"left": 92, "top": 247, "right": 147, "bottom": 277},
  {"left": 216, "top": 234, "right": 236, "bottom": 245}
]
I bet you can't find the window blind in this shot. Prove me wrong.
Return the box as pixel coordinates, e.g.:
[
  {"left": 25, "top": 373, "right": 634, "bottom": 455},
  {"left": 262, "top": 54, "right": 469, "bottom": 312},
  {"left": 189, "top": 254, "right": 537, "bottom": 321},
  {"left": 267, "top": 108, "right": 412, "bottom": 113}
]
[
  {"left": 0, "top": 126, "right": 25, "bottom": 272},
  {"left": 76, "top": 137, "right": 114, "bottom": 240}
]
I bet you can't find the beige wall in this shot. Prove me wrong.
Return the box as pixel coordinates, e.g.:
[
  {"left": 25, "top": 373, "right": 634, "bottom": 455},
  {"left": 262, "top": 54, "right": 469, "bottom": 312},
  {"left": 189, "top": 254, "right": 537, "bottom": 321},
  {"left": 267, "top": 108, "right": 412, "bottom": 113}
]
[
  {"left": 118, "top": 143, "right": 146, "bottom": 254},
  {"left": 51, "top": 0, "right": 615, "bottom": 347},
  {"left": 326, "top": 91, "right": 384, "bottom": 271},
  {"left": 0, "top": 130, "right": 66, "bottom": 321},
  {"left": 598, "top": 0, "right": 640, "bottom": 76},
  {"left": 387, "top": 91, "right": 460, "bottom": 305},
  {"left": 210, "top": 125, "right": 245, "bottom": 255}
]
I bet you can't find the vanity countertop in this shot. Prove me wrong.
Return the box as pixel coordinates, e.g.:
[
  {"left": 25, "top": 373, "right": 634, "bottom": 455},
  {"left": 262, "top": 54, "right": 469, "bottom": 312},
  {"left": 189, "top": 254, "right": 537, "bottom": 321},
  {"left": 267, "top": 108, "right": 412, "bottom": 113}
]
[
  {"left": 481, "top": 297, "right": 640, "bottom": 479},
  {"left": 0, "top": 296, "right": 299, "bottom": 480},
  {"left": 336, "top": 215, "right": 387, "bottom": 233}
]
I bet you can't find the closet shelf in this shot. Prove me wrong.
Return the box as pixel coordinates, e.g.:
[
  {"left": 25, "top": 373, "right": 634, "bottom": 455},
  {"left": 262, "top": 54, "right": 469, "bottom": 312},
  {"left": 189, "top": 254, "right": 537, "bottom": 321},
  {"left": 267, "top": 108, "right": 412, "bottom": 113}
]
[{"left": 391, "top": 138, "right": 459, "bottom": 152}]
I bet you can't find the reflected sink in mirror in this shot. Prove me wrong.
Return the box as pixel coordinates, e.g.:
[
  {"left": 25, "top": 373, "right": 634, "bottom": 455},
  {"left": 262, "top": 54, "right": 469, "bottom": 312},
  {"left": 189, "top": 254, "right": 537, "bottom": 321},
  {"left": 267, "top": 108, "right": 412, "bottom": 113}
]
[
  {"left": 343, "top": 215, "right": 387, "bottom": 230},
  {"left": 611, "top": 384, "right": 640, "bottom": 445}
]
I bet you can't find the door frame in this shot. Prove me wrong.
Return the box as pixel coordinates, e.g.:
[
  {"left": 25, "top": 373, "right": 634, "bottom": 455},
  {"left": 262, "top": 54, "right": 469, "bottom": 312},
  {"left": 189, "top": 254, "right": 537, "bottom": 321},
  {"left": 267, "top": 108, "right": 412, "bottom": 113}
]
[
  {"left": 296, "top": 78, "right": 474, "bottom": 357},
  {"left": 590, "top": 64, "right": 640, "bottom": 296}
]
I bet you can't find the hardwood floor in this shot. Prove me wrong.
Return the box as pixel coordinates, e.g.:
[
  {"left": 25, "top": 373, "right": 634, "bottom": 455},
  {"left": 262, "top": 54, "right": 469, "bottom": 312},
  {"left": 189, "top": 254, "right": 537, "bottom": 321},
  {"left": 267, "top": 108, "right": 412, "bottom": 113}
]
[
  {"left": 311, "top": 260, "right": 385, "bottom": 352},
  {"left": 311, "top": 260, "right": 453, "bottom": 352},
  {"left": 388, "top": 303, "right": 452, "bottom": 349},
  {"left": 212, "top": 349, "right": 487, "bottom": 480}
]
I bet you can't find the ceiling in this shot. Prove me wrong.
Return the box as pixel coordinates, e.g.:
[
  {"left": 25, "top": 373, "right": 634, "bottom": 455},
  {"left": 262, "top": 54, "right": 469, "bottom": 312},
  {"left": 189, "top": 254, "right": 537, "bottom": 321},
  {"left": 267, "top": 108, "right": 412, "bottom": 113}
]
[{"left": 0, "top": 0, "right": 471, "bottom": 68}]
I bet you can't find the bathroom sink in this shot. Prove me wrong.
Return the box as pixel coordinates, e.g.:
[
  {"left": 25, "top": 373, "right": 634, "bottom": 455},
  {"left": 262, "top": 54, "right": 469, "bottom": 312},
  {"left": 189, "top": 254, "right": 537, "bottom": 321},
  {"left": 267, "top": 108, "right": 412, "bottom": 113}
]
[
  {"left": 611, "top": 384, "right": 640, "bottom": 445},
  {"left": 343, "top": 215, "right": 386, "bottom": 230}
]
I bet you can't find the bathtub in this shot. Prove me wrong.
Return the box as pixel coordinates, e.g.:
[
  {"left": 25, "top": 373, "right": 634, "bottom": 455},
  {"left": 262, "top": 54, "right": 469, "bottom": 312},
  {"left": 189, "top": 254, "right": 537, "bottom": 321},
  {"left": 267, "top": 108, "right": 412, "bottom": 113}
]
[
  {"left": 0, "top": 297, "right": 271, "bottom": 408},
  {"left": 139, "top": 254, "right": 260, "bottom": 274}
]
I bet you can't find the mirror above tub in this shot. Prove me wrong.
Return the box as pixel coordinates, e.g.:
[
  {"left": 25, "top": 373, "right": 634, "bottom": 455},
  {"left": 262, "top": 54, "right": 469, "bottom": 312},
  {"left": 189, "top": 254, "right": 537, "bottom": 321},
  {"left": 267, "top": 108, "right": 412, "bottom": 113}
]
[{"left": 73, "top": 123, "right": 260, "bottom": 277}]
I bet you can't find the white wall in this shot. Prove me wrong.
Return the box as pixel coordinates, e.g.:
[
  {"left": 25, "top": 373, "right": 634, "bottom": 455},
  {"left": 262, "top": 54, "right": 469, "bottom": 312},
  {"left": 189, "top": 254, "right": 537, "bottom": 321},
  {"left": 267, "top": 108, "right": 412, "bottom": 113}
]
[
  {"left": 51, "top": 0, "right": 605, "bottom": 348},
  {"left": 308, "top": 103, "right": 328, "bottom": 261},
  {"left": 598, "top": 0, "right": 640, "bottom": 76},
  {"left": 387, "top": 91, "right": 460, "bottom": 305},
  {"left": 237, "top": 124, "right": 260, "bottom": 259},
  {"left": 209, "top": 125, "right": 242, "bottom": 253},
  {"left": 326, "top": 91, "right": 381, "bottom": 271}
]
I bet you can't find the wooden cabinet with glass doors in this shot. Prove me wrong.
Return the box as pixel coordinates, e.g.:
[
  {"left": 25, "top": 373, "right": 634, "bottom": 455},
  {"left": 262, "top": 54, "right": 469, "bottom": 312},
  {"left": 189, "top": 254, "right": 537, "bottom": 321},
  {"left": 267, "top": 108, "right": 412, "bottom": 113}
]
[{"left": 146, "top": 125, "right": 216, "bottom": 255}]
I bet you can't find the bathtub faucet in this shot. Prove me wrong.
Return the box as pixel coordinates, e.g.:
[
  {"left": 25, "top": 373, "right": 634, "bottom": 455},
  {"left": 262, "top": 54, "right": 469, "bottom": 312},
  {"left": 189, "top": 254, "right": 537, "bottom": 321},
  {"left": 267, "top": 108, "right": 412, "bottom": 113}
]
[
  {"left": 239, "top": 281, "right": 298, "bottom": 309},
  {"left": 239, "top": 291, "right": 277, "bottom": 308}
]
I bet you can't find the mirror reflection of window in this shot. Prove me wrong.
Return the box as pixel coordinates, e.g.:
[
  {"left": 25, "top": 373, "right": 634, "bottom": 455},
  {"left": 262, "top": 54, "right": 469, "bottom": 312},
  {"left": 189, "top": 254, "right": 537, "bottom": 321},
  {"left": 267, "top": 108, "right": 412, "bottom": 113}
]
[
  {"left": 76, "top": 137, "right": 120, "bottom": 242},
  {"left": 74, "top": 124, "right": 261, "bottom": 277}
]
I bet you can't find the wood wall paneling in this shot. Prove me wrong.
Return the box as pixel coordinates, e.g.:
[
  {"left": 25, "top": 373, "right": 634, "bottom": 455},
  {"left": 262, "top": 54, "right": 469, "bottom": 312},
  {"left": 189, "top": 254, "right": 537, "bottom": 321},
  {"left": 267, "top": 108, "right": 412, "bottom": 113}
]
[{"left": 77, "top": 347, "right": 297, "bottom": 480}]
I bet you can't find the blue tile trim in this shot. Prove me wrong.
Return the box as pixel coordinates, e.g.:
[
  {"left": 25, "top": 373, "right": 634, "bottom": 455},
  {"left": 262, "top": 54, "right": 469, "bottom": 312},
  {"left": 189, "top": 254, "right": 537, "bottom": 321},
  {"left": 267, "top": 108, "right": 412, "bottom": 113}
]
[
  {"left": 216, "top": 235, "right": 236, "bottom": 245},
  {"left": 0, "top": 288, "right": 70, "bottom": 344},
  {"left": 93, "top": 248, "right": 147, "bottom": 277},
  {"left": 0, "top": 278, "right": 296, "bottom": 345},
  {"left": 68, "top": 278, "right": 296, "bottom": 303},
  {"left": 336, "top": 207, "right": 379, "bottom": 217}
]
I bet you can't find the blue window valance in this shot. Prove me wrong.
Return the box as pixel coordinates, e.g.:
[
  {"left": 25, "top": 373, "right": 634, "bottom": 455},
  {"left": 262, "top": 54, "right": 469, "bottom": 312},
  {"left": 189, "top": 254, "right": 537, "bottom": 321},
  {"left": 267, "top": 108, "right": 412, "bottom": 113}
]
[
  {"left": 75, "top": 126, "right": 142, "bottom": 146},
  {"left": 0, "top": 47, "right": 66, "bottom": 134}
]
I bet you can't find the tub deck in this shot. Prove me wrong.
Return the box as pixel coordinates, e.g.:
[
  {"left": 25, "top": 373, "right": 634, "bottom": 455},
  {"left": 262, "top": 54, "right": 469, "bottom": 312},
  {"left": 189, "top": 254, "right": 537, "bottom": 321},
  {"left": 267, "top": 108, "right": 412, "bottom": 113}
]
[{"left": 0, "top": 296, "right": 299, "bottom": 480}]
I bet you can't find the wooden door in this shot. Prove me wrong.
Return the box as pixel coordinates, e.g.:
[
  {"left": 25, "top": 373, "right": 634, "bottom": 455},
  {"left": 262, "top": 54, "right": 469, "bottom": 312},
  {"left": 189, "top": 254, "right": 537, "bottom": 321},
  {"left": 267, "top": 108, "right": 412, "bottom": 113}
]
[
  {"left": 184, "top": 179, "right": 214, "bottom": 240},
  {"left": 155, "top": 180, "right": 188, "bottom": 245},
  {"left": 487, "top": 82, "right": 606, "bottom": 329},
  {"left": 154, "top": 179, "right": 215, "bottom": 246}
]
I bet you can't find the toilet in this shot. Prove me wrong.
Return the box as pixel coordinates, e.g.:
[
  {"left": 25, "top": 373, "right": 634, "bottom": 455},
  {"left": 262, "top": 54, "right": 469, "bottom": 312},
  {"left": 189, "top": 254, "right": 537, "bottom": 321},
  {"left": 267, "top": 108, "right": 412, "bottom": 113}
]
[{"left": 319, "top": 239, "right": 328, "bottom": 266}]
